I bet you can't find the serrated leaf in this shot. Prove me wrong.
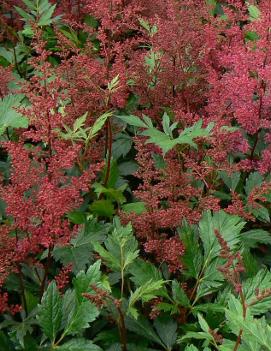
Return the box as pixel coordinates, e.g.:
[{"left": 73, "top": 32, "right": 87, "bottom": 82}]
[
  {"left": 88, "top": 111, "right": 113, "bottom": 140},
  {"left": 219, "top": 171, "right": 240, "bottom": 191},
  {"left": 245, "top": 172, "right": 263, "bottom": 195},
  {"left": 108, "top": 75, "right": 120, "bottom": 91},
  {"left": 63, "top": 301, "right": 99, "bottom": 336},
  {"left": 38, "top": 4, "right": 56, "bottom": 26},
  {"left": 241, "top": 229, "right": 271, "bottom": 248},
  {"left": 162, "top": 112, "right": 173, "bottom": 137},
  {"left": 73, "top": 112, "right": 88, "bottom": 131},
  {"left": 122, "top": 202, "right": 147, "bottom": 215},
  {"left": 199, "top": 210, "right": 244, "bottom": 261},
  {"left": 37, "top": 281, "right": 62, "bottom": 341},
  {"left": 128, "top": 280, "right": 165, "bottom": 319},
  {"left": 117, "top": 115, "right": 147, "bottom": 128},
  {"left": 152, "top": 153, "right": 166, "bottom": 169},
  {"left": 251, "top": 205, "right": 270, "bottom": 223},
  {"left": 53, "top": 220, "right": 108, "bottom": 272},
  {"left": 142, "top": 128, "right": 178, "bottom": 154},
  {"left": 15, "top": 6, "right": 35, "bottom": 21},
  {"left": 118, "top": 161, "right": 138, "bottom": 176},
  {"left": 73, "top": 260, "right": 102, "bottom": 302},
  {"left": 243, "top": 269, "right": 271, "bottom": 315},
  {"left": 90, "top": 199, "right": 115, "bottom": 217},
  {"left": 129, "top": 259, "right": 163, "bottom": 287},
  {"left": 0, "top": 94, "right": 28, "bottom": 133},
  {"left": 93, "top": 222, "right": 138, "bottom": 273},
  {"left": 125, "top": 316, "right": 165, "bottom": 347},
  {"left": 172, "top": 280, "right": 190, "bottom": 307},
  {"left": 179, "top": 223, "right": 203, "bottom": 279},
  {"left": 154, "top": 316, "right": 177, "bottom": 350},
  {"left": 198, "top": 314, "right": 210, "bottom": 333},
  {"left": 57, "top": 339, "right": 102, "bottom": 351},
  {"left": 112, "top": 133, "right": 132, "bottom": 159}
]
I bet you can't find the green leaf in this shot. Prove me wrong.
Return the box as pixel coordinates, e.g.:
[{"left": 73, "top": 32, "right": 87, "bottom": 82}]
[
  {"left": 15, "top": 6, "right": 35, "bottom": 21},
  {"left": 112, "top": 134, "right": 132, "bottom": 159},
  {"left": 179, "top": 223, "right": 203, "bottom": 279},
  {"left": 243, "top": 269, "right": 271, "bottom": 315},
  {"left": 93, "top": 222, "right": 139, "bottom": 273},
  {"left": 196, "top": 259, "right": 224, "bottom": 300},
  {"left": 225, "top": 294, "right": 271, "bottom": 350},
  {"left": 108, "top": 75, "right": 120, "bottom": 92},
  {"left": 197, "top": 314, "right": 210, "bottom": 333},
  {"left": 125, "top": 316, "right": 165, "bottom": 347},
  {"left": 180, "top": 331, "right": 212, "bottom": 342},
  {"left": 245, "top": 172, "right": 263, "bottom": 195},
  {"left": 38, "top": 3, "right": 56, "bottom": 26},
  {"left": 63, "top": 301, "right": 99, "bottom": 336},
  {"left": 90, "top": 199, "right": 115, "bottom": 217},
  {"left": 248, "top": 4, "right": 261, "bottom": 21},
  {"left": 73, "top": 112, "right": 88, "bottom": 131},
  {"left": 122, "top": 202, "right": 147, "bottom": 215},
  {"left": 154, "top": 316, "right": 177, "bottom": 350},
  {"left": 22, "top": 0, "right": 36, "bottom": 11},
  {"left": 199, "top": 210, "right": 244, "bottom": 261},
  {"left": 37, "top": 281, "right": 62, "bottom": 341},
  {"left": 118, "top": 161, "right": 138, "bottom": 176},
  {"left": 129, "top": 259, "right": 163, "bottom": 287},
  {"left": 184, "top": 346, "right": 199, "bottom": 351},
  {"left": 172, "top": 280, "right": 190, "bottom": 307},
  {"left": 245, "top": 31, "right": 260, "bottom": 42},
  {"left": 57, "top": 338, "right": 102, "bottom": 351},
  {"left": 53, "top": 220, "right": 108, "bottom": 272},
  {"left": 241, "top": 229, "right": 271, "bottom": 248},
  {"left": 88, "top": 111, "right": 113, "bottom": 140},
  {"left": 128, "top": 280, "right": 165, "bottom": 319},
  {"left": 73, "top": 260, "right": 102, "bottom": 302},
  {"left": 61, "top": 289, "right": 76, "bottom": 331},
  {"left": 176, "top": 120, "right": 214, "bottom": 149},
  {"left": 152, "top": 153, "right": 166, "bottom": 169},
  {"left": 117, "top": 115, "right": 148, "bottom": 128},
  {"left": 93, "top": 183, "right": 126, "bottom": 204},
  {"left": 251, "top": 205, "right": 270, "bottom": 223},
  {"left": 0, "top": 94, "right": 28, "bottom": 134},
  {"left": 162, "top": 112, "right": 175, "bottom": 138},
  {"left": 141, "top": 128, "right": 178, "bottom": 154},
  {"left": 219, "top": 171, "right": 240, "bottom": 191}
]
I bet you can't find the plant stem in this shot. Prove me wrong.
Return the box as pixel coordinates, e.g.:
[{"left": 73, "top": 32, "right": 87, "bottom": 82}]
[
  {"left": 39, "top": 246, "right": 53, "bottom": 300},
  {"left": 103, "top": 119, "right": 113, "bottom": 187},
  {"left": 233, "top": 289, "right": 247, "bottom": 351},
  {"left": 17, "top": 263, "right": 28, "bottom": 316},
  {"left": 116, "top": 304, "right": 127, "bottom": 351}
]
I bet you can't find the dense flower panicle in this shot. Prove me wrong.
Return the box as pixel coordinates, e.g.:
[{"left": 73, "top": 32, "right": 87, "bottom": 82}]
[
  {"left": 55, "top": 264, "right": 72, "bottom": 291},
  {"left": 144, "top": 236, "right": 185, "bottom": 273}
]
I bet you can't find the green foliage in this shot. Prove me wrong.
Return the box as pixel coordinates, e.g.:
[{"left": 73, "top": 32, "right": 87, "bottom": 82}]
[
  {"left": 58, "top": 110, "right": 113, "bottom": 145},
  {"left": 37, "top": 281, "right": 62, "bottom": 341},
  {"left": 0, "top": 94, "right": 28, "bottom": 134},
  {"left": 128, "top": 280, "right": 165, "bottom": 318},
  {"left": 117, "top": 115, "right": 214, "bottom": 154},
  {"left": 15, "top": 0, "right": 61, "bottom": 34},
  {"left": 93, "top": 221, "right": 139, "bottom": 274},
  {"left": 53, "top": 218, "right": 110, "bottom": 272}
]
